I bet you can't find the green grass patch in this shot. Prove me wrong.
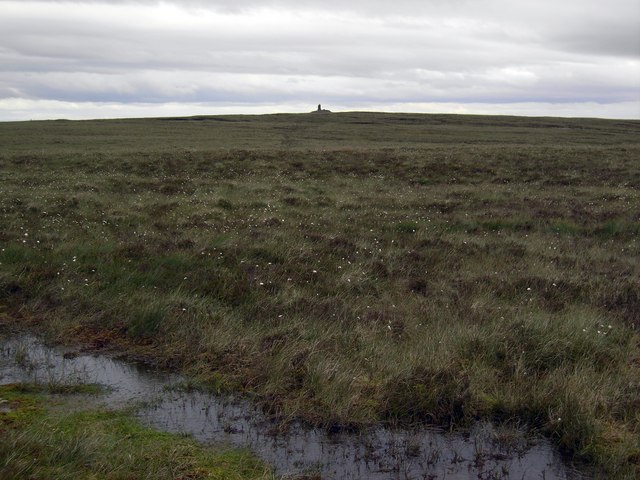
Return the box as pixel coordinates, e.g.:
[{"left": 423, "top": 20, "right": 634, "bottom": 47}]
[{"left": 0, "top": 384, "right": 274, "bottom": 480}]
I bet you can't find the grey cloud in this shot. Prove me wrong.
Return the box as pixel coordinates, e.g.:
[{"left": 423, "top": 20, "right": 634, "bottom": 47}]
[
  {"left": 552, "top": 27, "right": 640, "bottom": 58},
  {"left": 0, "top": 6, "right": 571, "bottom": 76},
  {"left": 0, "top": 0, "right": 638, "bottom": 119}
]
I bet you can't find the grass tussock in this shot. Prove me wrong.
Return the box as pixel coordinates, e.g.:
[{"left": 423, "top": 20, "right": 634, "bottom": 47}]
[{"left": 0, "top": 113, "right": 639, "bottom": 477}]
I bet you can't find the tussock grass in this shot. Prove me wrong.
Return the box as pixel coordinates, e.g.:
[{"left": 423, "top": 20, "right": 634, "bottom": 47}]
[{"left": 1, "top": 112, "right": 639, "bottom": 477}]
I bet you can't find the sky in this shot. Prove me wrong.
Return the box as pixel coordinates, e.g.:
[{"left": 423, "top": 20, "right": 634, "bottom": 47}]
[{"left": 1, "top": 0, "right": 639, "bottom": 120}]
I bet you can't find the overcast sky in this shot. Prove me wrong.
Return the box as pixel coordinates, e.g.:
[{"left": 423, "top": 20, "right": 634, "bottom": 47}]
[{"left": 1, "top": 0, "right": 639, "bottom": 120}]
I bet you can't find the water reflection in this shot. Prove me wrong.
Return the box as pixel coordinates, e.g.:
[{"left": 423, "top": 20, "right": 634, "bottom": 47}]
[{"left": 0, "top": 335, "right": 585, "bottom": 479}]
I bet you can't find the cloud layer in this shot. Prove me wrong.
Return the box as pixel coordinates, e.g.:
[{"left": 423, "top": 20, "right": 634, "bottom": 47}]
[{"left": 1, "top": 0, "right": 638, "bottom": 119}]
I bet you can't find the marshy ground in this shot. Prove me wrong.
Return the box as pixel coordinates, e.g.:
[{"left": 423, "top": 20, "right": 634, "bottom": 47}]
[
  {"left": 0, "top": 112, "right": 639, "bottom": 478},
  {"left": 0, "top": 381, "right": 273, "bottom": 479},
  {"left": 1, "top": 334, "right": 576, "bottom": 479}
]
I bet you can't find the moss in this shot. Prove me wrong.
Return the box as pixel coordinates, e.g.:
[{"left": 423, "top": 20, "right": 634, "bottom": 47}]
[
  {"left": 0, "top": 384, "right": 44, "bottom": 430},
  {"left": 0, "top": 384, "right": 274, "bottom": 480}
]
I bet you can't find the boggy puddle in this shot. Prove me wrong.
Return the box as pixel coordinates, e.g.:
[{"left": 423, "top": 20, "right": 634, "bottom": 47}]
[{"left": 0, "top": 334, "right": 587, "bottom": 479}]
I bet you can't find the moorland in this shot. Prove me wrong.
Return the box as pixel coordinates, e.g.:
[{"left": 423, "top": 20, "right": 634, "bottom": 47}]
[{"left": 0, "top": 112, "right": 639, "bottom": 477}]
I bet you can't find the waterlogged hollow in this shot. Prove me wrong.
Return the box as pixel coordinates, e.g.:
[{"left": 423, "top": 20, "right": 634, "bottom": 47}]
[{"left": 0, "top": 335, "right": 586, "bottom": 479}]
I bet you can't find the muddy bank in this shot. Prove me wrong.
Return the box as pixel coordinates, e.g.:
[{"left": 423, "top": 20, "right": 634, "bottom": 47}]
[{"left": 0, "top": 335, "right": 586, "bottom": 479}]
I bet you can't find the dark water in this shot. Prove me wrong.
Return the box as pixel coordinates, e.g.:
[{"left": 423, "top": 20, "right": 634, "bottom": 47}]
[{"left": 0, "top": 335, "right": 586, "bottom": 479}]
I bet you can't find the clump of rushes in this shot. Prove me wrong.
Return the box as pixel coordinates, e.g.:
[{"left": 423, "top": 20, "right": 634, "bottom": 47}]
[
  {"left": 0, "top": 384, "right": 274, "bottom": 480},
  {"left": 0, "top": 113, "right": 639, "bottom": 477}
]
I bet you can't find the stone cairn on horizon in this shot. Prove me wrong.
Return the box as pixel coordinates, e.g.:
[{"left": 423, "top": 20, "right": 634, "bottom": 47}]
[{"left": 312, "top": 104, "right": 331, "bottom": 113}]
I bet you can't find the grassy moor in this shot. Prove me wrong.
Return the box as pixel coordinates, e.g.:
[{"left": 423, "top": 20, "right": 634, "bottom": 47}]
[{"left": 1, "top": 112, "right": 639, "bottom": 477}]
